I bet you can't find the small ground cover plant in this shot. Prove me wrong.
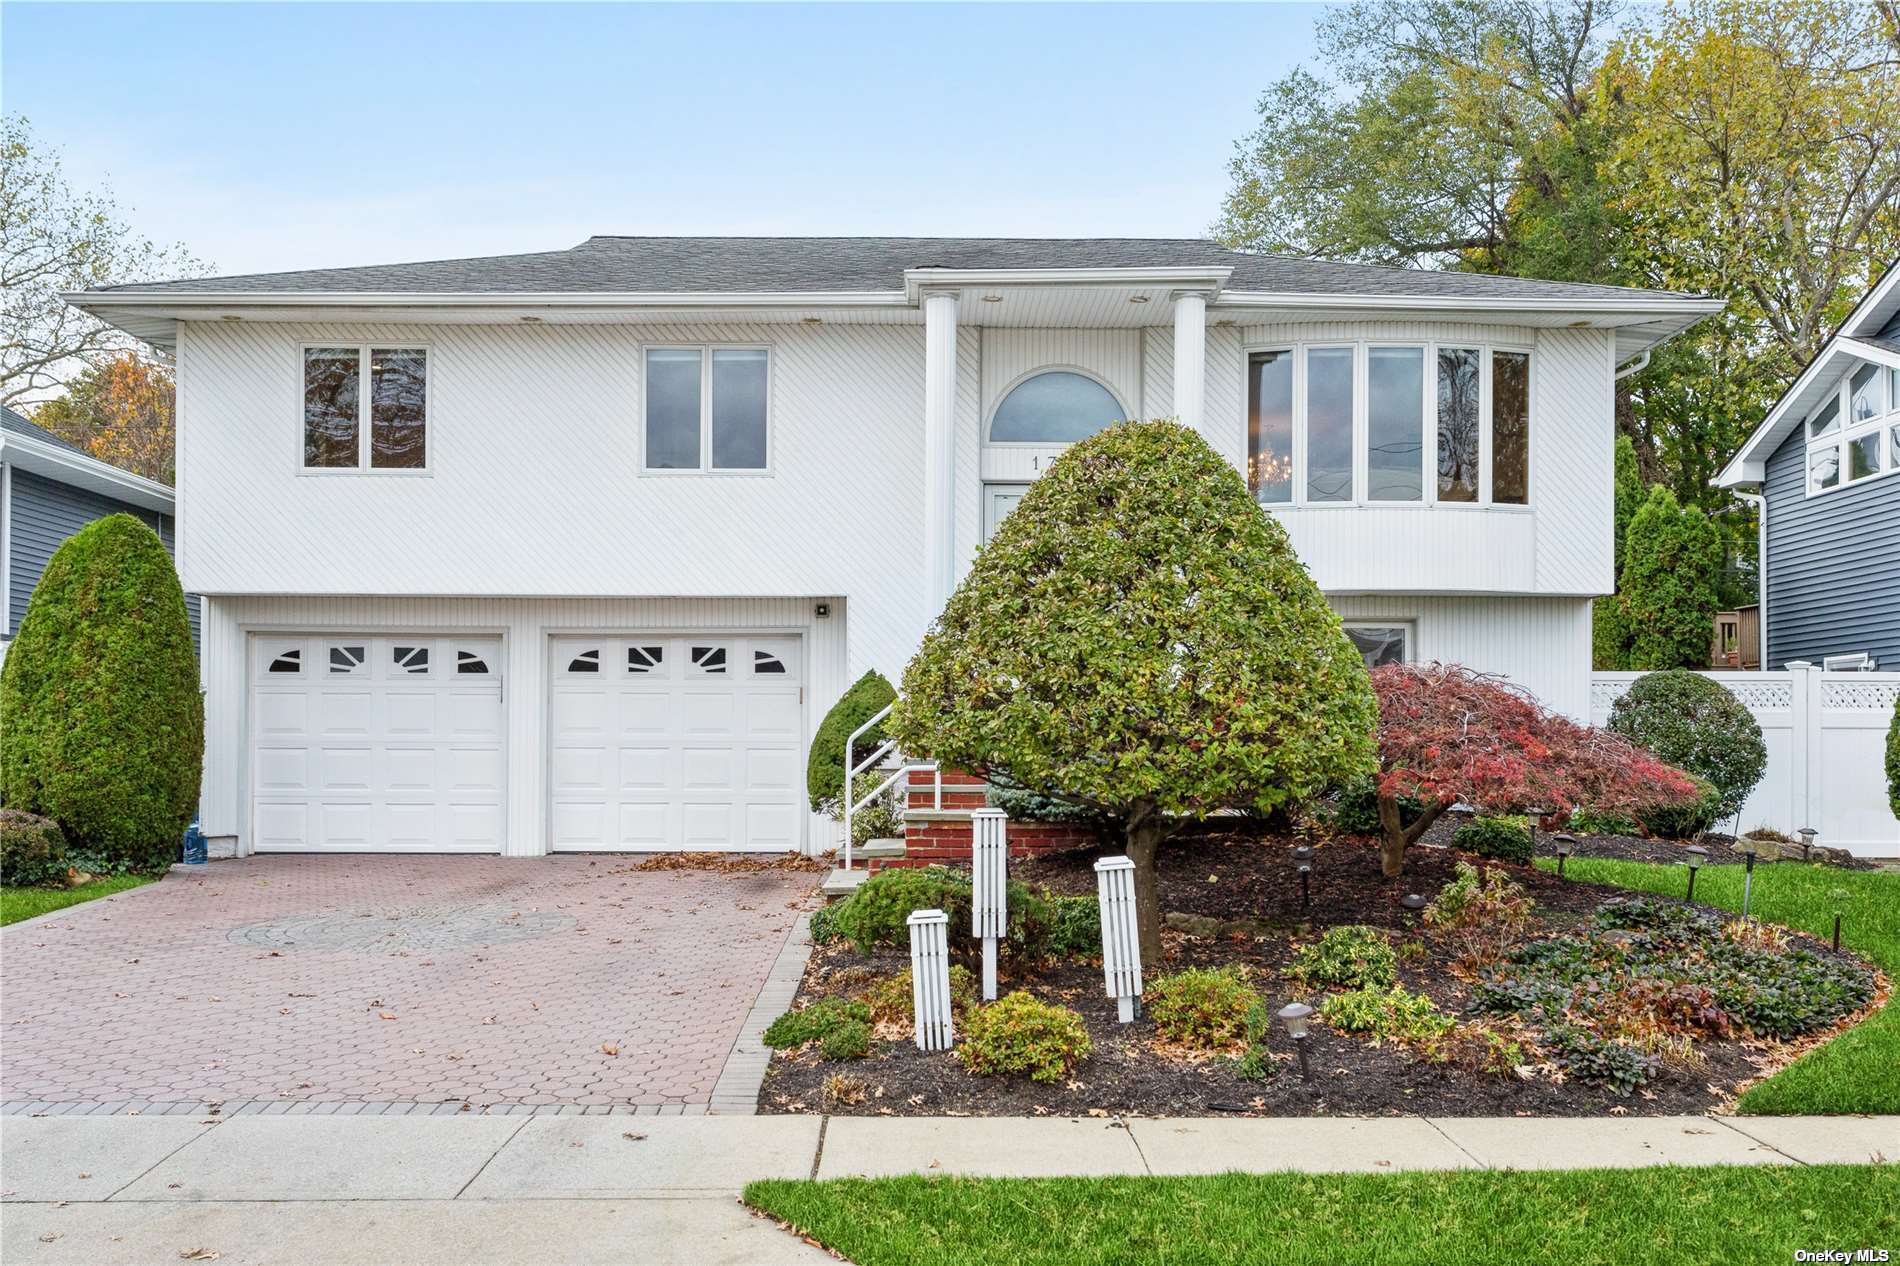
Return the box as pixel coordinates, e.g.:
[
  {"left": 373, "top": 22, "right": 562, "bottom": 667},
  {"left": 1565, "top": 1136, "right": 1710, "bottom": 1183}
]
[
  {"left": 1145, "top": 966, "right": 1259, "bottom": 1051},
  {"left": 958, "top": 991, "right": 1092, "bottom": 1083},
  {"left": 1474, "top": 896, "right": 1876, "bottom": 1093},
  {"left": 765, "top": 998, "right": 875, "bottom": 1061},
  {"left": 1424, "top": 861, "right": 1536, "bottom": 970},
  {"left": 864, "top": 965, "right": 978, "bottom": 1028},
  {"left": 0, "top": 809, "right": 71, "bottom": 888},
  {"left": 1451, "top": 816, "right": 1532, "bottom": 865},
  {"left": 1286, "top": 924, "right": 1396, "bottom": 991}
]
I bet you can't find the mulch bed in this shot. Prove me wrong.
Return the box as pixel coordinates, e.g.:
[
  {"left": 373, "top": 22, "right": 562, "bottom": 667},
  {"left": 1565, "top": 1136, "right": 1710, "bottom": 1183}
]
[{"left": 759, "top": 831, "right": 1875, "bottom": 1119}]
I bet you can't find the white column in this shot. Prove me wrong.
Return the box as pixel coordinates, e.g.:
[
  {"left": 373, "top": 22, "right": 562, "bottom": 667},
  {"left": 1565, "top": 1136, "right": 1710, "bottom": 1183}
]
[
  {"left": 923, "top": 291, "right": 959, "bottom": 611},
  {"left": 1171, "top": 290, "right": 1208, "bottom": 430}
]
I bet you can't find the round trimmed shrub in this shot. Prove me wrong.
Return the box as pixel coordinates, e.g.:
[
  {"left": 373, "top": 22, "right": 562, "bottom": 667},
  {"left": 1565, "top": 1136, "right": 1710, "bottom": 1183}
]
[
  {"left": 1145, "top": 966, "right": 1259, "bottom": 1050},
  {"left": 1452, "top": 816, "right": 1533, "bottom": 865},
  {"left": 958, "top": 991, "right": 1092, "bottom": 1083},
  {"left": 892, "top": 420, "right": 1378, "bottom": 962},
  {"left": 0, "top": 515, "right": 201, "bottom": 872},
  {"left": 826, "top": 865, "right": 1051, "bottom": 955},
  {"left": 807, "top": 670, "right": 897, "bottom": 814},
  {"left": 1607, "top": 670, "right": 1766, "bottom": 821},
  {"left": 1636, "top": 773, "right": 1724, "bottom": 841},
  {"left": 0, "top": 809, "right": 71, "bottom": 888}
]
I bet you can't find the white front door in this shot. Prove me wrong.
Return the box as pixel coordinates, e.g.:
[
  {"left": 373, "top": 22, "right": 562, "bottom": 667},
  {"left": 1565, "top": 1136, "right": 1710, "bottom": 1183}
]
[
  {"left": 249, "top": 635, "right": 505, "bottom": 852},
  {"left": 548, "top": 635, "right": 804, "bottom": 852}
]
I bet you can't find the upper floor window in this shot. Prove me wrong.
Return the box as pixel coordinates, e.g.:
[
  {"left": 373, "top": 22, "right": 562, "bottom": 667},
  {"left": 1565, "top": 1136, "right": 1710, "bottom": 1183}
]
[
  {"left": 1806, "top": 358, "right": 1896, "bottom": 495},
  {"left": 645, "top": 346, "right": 769, "bottom": 472},
  {"left": 1247, "top": 343, "right": 1529, "bottom": 507},
  {"left": 988, "top": 370, "right": 1126, "bottom": 444},
  {"left": 303, "top": 346, "right": 427, "bottom": 471}
]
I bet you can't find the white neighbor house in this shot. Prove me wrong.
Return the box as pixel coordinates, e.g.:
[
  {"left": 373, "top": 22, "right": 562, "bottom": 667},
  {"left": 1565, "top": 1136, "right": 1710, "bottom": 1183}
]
[{"left": 67, "top": 238, "right": 1721, "bottom": 858}]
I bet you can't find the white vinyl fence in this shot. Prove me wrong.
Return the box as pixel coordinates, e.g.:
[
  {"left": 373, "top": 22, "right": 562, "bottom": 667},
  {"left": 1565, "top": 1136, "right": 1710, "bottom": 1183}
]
[{"left": 1590, "top": 665, "right": 1900, "bottom": 858}]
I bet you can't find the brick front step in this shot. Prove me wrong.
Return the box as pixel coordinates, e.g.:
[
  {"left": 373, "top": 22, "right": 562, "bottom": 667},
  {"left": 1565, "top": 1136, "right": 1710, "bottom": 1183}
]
[{"left": 881, "top": 770, "right": 1095, "bottom": 868}]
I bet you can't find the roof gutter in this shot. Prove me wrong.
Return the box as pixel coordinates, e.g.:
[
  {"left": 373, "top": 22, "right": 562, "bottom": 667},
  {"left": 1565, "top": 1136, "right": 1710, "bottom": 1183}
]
[
  {"left": 64, "top": 289, "right": 912, "bottom": 311},
  {"left": 0, "top": 428, "right": 175, "bottom": 513}
]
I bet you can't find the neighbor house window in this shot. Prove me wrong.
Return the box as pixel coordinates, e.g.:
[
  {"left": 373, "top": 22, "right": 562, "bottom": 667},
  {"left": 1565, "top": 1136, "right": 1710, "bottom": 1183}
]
[
  {"left": 1247, "top": 342, "right": 1528, "bottom": 507},
  {"left": 1246, "top": 351, "right": 1293, "bottom": 504},
  {"left": 1806, "top": 357, "right": 1896, "bottom": 495},
  {"left": 1343, "top": 622, "right": 1412, "bottom": 669},
  {"left": 645, "top": 346, "right": 769, "bottom": 471},
  {"left": 302, "top": 345, "right": 428, "bottom": 470},
  {"left": 989, "top": 370, "right": 1126, "bottom": 444}
]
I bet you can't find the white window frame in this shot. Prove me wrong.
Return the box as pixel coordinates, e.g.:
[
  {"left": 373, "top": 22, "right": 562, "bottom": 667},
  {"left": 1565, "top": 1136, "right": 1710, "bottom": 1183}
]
[
  {"left": 984, "top": 366, "right": 1131, "bottom": 448},
  {"left": 1242, "top": 340, "right": 1532, "bottom": 509},
  {"left": 1342, "top": 619, "right": 1416, "bottom": 668},
  {"left": 1804, "top": 358, "right": 1898, "bottom": 497},
  {"left": 640, "top": 343, "right": 774, "bottom": 475},
  {"left": 296, "top": 342, "right": 432, "bottom": 476}
]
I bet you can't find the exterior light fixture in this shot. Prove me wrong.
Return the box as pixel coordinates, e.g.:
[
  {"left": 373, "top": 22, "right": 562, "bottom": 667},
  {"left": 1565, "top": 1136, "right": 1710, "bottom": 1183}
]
[
  {"left": 1735, "top": 837, "right": 1761, "bottom": 918},
  {"left": 1829, "top": 887, "right": 1849, "bottom": 952},
  {"left": 1684, "top": 845, "right": 1709, "bottom": 901},
  {"left": 1552, "top": 833, "right": 1576, "bottom": 879},
  {"left": 1448, "top": 802, "right": 1476, "bottom": 826},
  {"left": 519, "top": 315, "right": 544, "bottom": 323},
  {"left": 1128, "top": 295, "right": 1150, "bottom": 304},
  {"left": 1277, "top": 1001, "right": 1315, "bottom": 1081},
  {"left": 1400, "top": 893, "right": 1426, "bottom": 913},
  {"left": 1797, "top": 827, "right": 1818, "bottom": 862},
  {"left": 1291, "top": 845, "right": 1314, "bottom": 909},
  {"left": 981, "top": 294, "right": 1003, "bottom": 303}
]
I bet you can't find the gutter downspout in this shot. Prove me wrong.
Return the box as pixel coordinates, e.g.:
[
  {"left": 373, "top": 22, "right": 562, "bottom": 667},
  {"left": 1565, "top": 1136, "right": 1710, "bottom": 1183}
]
[
  {"left": 1735, "top": 490, "right": 1766, "bottom": 669},
  {"left": 1614, "top": 349, "right": 1651, "bottom": 380}
]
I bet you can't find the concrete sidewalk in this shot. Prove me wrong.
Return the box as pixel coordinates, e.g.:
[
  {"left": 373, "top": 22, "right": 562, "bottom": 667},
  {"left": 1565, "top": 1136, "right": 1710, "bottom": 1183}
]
[{"left": 3, "top": 1113, "right": 1893, "bottom": 1265}]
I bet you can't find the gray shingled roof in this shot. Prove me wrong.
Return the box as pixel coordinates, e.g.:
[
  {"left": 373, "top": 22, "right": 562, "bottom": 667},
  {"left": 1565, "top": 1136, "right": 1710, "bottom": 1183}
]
[
  {"left": 88, "top": 237, "right": 1703, "bottom": 303},
  {"left": 2, "top": 405, "right": 91, "bottom": 457}
]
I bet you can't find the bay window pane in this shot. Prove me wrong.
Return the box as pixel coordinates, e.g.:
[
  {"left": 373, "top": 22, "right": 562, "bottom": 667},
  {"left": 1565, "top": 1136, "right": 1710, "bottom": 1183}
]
[
  {"left": 369, "top": 348, "right": 426, "bottom": 469},
  {"left": 1849, "top": 362, "right": 1880, "bottom": 423},
  {"left": 710, "top": 348, "right": 768, "bottom": 469},
  {"left": 1808, "top": 396, "right": 1839, "bottom": 439},
  {"left": 303, "top": 347, "right": 360, "bottom": 468},
  {"left": 1810, "top": 445, "right": 1840, "bottom": 490},
  {"left": 1305, "top": 347, "right": 1354, "bottom": 502},
  {"left": 645, "top": 348, "right": 703, "bottom": 469},
  {"left": 1492, "top": 350, "right": 1529, "bottom": 504},
  {"left": 1367, "top": 347, "right": 1423, "bottom": 501},
  {"left": 1246, "top": 350, "right": 1293, "bottom": 504},
  {"left": 1437, "top": 348, "right": 1480, "bottom": 502},
  {"left": 1848, "top": 430, "right": 1880, "bottom": 480}
]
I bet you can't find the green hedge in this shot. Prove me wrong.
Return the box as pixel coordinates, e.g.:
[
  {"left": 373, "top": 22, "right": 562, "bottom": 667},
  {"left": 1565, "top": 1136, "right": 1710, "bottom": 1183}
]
[
  {"left": 0, "top": 515, "right": 201, "bottom": 873},
  {"left": 0, "top": 809, "right": 70, "bottom": 888},
  {"left": 808, "top": 671, "right": 897, "bottom": 814},
  {"left": 1608, "top": 670, "right": 1766, "bottom": 822},
  {"left": 1887, "top": 695, "right": 1899, "bottom": 818}
]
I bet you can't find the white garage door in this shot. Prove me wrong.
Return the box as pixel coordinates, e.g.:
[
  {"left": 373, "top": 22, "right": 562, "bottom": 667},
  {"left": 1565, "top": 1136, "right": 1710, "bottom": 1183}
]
[
  {"left": 549, "top": 635, "right": 803, "bottom": 852},
  {"left": 249, "top": 635, "right": 505, "bottom": 852}
]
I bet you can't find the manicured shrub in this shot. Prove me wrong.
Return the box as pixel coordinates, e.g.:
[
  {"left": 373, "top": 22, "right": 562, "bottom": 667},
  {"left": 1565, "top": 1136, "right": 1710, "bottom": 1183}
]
[
  {"left": 863, "top": 965, "right": 977, "bottom": 1027},
  {"left": 1320, "top": 985, "right": 1454, "bottom": 1047},
  {"left": 0, "top": 515, "right": 202, "bottom": 873},
  {"left": 1568, "top": 806, "right": 1642, "bottom": 837},
  {"left": 1452, "top": 815, "right": 1533, "bottom": 865},
  {"left": 1043, "top": 894, "right": 1103, "bottom": 958},
  {"left": 828, "top": 866, "right": 972, "bottom": 952},
  {"left": 1608, "top": 670, "right": 1767, "bottom": 822},
  {"left": 1324, "top": 776, "right": 1425, "bottom": 837},
  {"left": 1620, "top": 486, "right": 1724, "bottom": 671},
  {"left": 807, "top": 670, "right": 897, "bottom": 814},
  {"left": 1369, "top": 663, "right": 1697, "bottom": 876},
  {"left": 1286, "top": 925, "right": 1397, "bottom": 991},
  {"left": 892, "top": 420, "right": 1378, "bottom": 963},
  {"left": 1592, "top": 435, "right": 1646, "bottom": 671},
  {"left": 1635, "top": 773, "right": 1724, "bottom": 840},
  {"left": 958, "top": 991, "right": 1092, "bottom": 1083},
  {"left": 1145, "top": 966, "right": 1259, "bottom": 1050},
  {"left": 0, "top": 809, "right": 71, "bottom": 888},
  {"left": 809, "top": 902, "right": 841, "bottom": 946},
  {"left": 763, "top": 998, "right": 874, "bottom": 1058},
  {"left": 1424, "top": 861, "right": 1535, "bottom": 969}
]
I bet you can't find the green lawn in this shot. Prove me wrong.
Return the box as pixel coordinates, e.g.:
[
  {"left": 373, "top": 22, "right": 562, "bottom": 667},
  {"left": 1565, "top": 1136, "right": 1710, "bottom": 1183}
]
[
  {"left": 748, "top": 1165, "right": 1897, "bottom": 1266},
  {"left": 1535, "top": 857, "right": 1898, "bottom": 1115},
  {"left": 1, "top": 874, "right": 158, "bottom": 926}
]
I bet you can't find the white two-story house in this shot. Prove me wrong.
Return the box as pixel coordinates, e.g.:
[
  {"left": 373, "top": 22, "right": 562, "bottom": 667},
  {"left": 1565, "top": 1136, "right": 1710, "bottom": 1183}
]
[{"left": 68, "top": 238, "right": 1719, "bottom": 858}]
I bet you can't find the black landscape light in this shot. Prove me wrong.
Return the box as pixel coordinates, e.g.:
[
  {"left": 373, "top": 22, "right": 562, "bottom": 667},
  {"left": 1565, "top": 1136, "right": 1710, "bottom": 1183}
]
[
  {"left": 1292, "top": 845, "right": 1315, "bottom": 909},
  {"left": 1552, "top": 833, "right": 1576, "bottom": 879},
  {"left": 1448, "top": 802, "right": 1476, "bottom": 828},
  {"left": 1829, "top": 887, "right": 1849, "bottom": 953},
  {"left": 1735, "top": 837, "right": 1761, "bottom": 918},
  {"left": 1277, "top": 1002, "right": 1315, "bottom": 1082},
  {"left": 1684, "top": 845, "right": 1709, "bottom": 902},
  {"left": 1797, "top": 827, "right": 1818, "bottom": 863}
]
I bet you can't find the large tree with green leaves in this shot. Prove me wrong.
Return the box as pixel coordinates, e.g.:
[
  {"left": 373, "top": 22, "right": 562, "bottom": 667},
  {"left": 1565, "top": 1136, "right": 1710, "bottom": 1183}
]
[{"left": 891, "top": 421, "right": 1378, "bottom": 962}]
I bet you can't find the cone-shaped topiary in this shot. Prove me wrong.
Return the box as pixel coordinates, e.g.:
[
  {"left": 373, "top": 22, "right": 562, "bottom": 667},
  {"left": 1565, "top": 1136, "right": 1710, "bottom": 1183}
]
[
  {"left": 1886, "top": 694, "right": 1899, "bottom": 819},
  {"left": 891, "top": 420, "right": 1378, "bottom": 961},
  {"left": 807, "top": 669, "right": 898, "bottom": 814},
  {"left": 0, "top": 514, "right": 202, "bottom": 872},
  {"left": 1621, "top": 486, "right": 1722, "bottom": 670}
]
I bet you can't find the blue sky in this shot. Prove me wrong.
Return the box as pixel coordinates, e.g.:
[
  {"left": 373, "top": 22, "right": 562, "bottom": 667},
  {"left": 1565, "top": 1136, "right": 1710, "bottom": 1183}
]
[{"left": 1, "top": 2, "right": 1321, "bottom": 279}]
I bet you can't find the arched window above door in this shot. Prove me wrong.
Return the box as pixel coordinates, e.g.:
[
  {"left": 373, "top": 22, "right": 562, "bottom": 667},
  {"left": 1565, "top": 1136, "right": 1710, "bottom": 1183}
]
[{"left": 988, "top": 370, "right": 1127, "bottom": 444}]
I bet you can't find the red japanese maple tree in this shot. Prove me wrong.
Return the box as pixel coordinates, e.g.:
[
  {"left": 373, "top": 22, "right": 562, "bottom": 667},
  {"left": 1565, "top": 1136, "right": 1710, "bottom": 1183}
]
[{"left": 1369, "top": 663, "right": 1700, "bottom": 876}]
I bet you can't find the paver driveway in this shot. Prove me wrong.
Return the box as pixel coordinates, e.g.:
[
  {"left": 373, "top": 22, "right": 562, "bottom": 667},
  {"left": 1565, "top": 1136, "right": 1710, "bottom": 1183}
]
[{"left": 1, "top": 856, "right": 816, "bottom": 1111}]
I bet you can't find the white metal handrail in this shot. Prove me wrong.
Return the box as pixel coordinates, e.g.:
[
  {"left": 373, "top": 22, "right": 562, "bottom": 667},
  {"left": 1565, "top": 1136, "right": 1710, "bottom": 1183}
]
[{"left": 841, "top": 701, "right": 941, "bottom": 870}]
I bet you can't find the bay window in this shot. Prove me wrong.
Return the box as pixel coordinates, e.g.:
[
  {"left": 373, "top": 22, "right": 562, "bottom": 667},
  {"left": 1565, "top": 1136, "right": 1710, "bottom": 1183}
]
[{"left": 1246, "top": 341, "right": 1531, "bottom": 507}]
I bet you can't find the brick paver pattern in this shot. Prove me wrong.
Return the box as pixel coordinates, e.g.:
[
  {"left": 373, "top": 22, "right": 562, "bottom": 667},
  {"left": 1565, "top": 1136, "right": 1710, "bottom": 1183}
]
[{"left": 1, "top": 857, "right": 815, "bottom": 1108}]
